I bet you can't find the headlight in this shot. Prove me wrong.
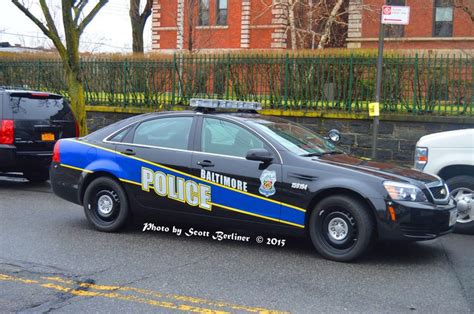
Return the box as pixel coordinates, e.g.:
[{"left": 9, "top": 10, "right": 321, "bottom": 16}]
[
  {"left": 383, "top": 181, "right": 428, "bottom": 202},
  {"left": 414, "top": 147, "right": 428, "bottom": 170}
]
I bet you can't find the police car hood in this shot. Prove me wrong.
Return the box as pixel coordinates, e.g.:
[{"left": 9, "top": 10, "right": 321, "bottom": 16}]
[{"left": 318, "top": 154, "right": 439, "bottom": 185}]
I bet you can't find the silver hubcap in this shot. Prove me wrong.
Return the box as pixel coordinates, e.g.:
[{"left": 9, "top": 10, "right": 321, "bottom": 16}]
[
  {"left": 97, "top": 195, "right": 114, "bottom": 216},
  {"left": 328, "top": 217, "right": 348, "bottom": 241},
  {"left": 451, "top": 188, "right": 473, "bottom": 224}
]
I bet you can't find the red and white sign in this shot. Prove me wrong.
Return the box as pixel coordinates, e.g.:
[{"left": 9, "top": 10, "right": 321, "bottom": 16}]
[{"left": 381, "top": 5, "right": 410, "bottom": 25}]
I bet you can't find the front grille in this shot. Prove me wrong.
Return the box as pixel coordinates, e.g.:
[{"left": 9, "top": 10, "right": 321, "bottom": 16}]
[{"left": 430, "top": 185, "right": 448, "bottom": 200}]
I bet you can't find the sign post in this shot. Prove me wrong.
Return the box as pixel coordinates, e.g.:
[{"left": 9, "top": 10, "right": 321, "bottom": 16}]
[{"left": 372, "top": 5, "right": 410, "bottom": 159}]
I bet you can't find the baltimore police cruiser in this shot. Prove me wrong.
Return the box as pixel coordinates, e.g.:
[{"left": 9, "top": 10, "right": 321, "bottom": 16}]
[{"left": 50, "top": 99, "right": 457, "bottom": 262}]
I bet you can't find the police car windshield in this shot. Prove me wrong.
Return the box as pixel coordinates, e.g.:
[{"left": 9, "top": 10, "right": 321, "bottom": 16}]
[{"left": 246, "top": 119, "right": 342, "bottom": 156}]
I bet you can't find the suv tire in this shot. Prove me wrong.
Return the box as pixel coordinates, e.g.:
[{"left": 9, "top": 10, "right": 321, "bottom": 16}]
[
  {"left": 24, "top": 169, "right": 50, "bottom": 183},
  {"left": 446, "top": 175, "right": 474, "bottom": 235}
]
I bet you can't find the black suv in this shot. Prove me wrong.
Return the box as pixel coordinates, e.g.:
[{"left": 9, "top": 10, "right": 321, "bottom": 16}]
[{"left": 0, "top": 87, "right": 78, "bottom": 182}]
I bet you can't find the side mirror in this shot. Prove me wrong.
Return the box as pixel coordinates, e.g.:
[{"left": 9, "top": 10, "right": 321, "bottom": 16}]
[
  {"left": 327, "top": 129, "right": 341, "bottom": 143},
  {"left": 246, "top": 148, "right": 273, "bottom": 163}
]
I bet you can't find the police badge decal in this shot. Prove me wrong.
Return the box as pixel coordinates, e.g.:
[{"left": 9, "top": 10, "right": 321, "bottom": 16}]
[{"left": 259, "top": 170, "right": 276, "bottom": 197}]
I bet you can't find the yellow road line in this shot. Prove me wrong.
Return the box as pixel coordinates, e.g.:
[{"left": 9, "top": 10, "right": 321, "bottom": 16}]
[
  {"left": 2, "top": 273, "right": 286, "bottom": 314},
  {"left": 62, "top": 139, "right": 306, "bottom": 213}
]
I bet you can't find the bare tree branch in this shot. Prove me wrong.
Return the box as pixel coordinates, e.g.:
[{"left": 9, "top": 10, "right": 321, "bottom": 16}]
[
  {"left": 78, "top": 0, "right": 109, "bottom": 35},
  {"left": 73, "top": 0, "right": 89, "bottom": 24},
  {"left": 11, "top": 0, "right": 50, "bottom": 37}
]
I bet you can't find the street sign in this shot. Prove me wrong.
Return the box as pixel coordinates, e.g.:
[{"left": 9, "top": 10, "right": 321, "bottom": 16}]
[
  {"left": 381, "top": 5, "right": 410, "bottom": 25},
  {"left": 369, "top": 102, "right": 380, "bottom": 117}
]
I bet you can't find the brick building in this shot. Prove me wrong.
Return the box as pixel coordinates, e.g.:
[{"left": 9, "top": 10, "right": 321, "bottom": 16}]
[
  {"left": 347, "top": 0, "right": 474, "bottom": 50},
  {"left": 151, "top": 0, "right": 473, "bottom": 51},
  {"left": 151, "top": 0, "right": 289, "bottom": 51}
]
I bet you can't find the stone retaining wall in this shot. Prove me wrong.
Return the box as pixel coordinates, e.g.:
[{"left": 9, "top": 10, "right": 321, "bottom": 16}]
[{"left": 87, "top": 109, "right": 473, "bottom": 164}]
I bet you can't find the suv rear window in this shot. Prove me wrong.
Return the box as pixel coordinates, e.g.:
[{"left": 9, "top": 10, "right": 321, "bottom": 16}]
[{"left": 9, "top": 94, "right": 73, "bottom": 121}]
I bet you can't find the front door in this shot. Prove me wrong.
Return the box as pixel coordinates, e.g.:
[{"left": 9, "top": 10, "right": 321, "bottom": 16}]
[{"left": 190, "top": 116, "right": 283, "bottom": 226}]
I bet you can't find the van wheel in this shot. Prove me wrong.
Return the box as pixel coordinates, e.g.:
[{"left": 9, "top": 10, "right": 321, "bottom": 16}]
[
  {"left": 24, "top": 170, "right": 49, "bottom": 183},
  {"left": 83, "top": 177, "right": 130, "bottom": 232},
  {"left": 446, "top": 175, "right": 474, "bottom": 235},
  {"left": 309, "top": 195, "right": 374, "bottom": 262}
]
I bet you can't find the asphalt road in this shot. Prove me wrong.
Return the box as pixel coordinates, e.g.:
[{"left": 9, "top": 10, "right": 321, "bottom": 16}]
[{"left": 0, "top": 176, "right": 473, "bottom": 313}]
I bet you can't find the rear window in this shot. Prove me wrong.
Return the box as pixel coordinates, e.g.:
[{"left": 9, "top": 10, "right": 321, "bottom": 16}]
[{"left": 9, "top": 94, "right": 73, "bottom": 121}]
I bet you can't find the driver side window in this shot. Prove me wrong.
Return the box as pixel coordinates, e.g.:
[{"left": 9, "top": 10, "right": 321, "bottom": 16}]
[{"left": 201, "top": 118, "right": 264, "bottom": 157}]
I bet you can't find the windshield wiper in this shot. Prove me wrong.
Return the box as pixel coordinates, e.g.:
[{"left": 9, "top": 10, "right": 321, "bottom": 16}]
[
  {"left": 320, "top": 151, "right": 344, "bottom": 155},
  {"left": 301, "top": 151, "right": 344, "bottom": 157}
]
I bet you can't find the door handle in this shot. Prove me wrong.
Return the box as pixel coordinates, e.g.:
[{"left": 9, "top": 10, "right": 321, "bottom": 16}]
[
  {"left": 121, "top": 149, "right": 136, "bottom": 156},
  {"left": 197, "top": 160, "right": 214, "bottom": 167}
]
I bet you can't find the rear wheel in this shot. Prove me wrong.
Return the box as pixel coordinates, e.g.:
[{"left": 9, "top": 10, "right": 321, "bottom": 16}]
[
  {"left": 309, "top": 195, "right": 374, "bottom": 262},
  {"left": 83, "top": 177, "right": 130, "bottom": 232},
  {"left": 446, "top": 175, "right": 474, "bottom": 235},
  {"left": 24, "top": 169, "right": 49, "bottom": 183}
]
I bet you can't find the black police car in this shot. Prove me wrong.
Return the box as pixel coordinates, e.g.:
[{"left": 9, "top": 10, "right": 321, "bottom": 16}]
[
  {"left": 0, "top": 87, "right": 78, "bottom": 182},
  {"left": 50, "top": 99, "right": 457, "bottom": 262}
]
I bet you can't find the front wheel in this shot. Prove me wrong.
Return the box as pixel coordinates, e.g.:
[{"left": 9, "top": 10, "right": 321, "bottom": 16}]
[
  {"left": 446, "top": 175, "right": 474, "bottom": 235},
  {"left": 309, "top": 195, "right": 374, "bottom": 262},
  {"left": 83, "top": 177, "right": 130, "bottom": 232}
]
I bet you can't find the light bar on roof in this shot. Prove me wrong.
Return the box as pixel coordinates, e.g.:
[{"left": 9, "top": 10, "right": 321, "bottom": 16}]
[{"left": 190, "top": 99, "right": 262, "bottom": 110}]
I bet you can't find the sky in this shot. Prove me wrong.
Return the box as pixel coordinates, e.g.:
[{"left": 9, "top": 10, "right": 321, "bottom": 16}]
[{"left": 0, "top": 0, "right": 152, "bottom": 53}]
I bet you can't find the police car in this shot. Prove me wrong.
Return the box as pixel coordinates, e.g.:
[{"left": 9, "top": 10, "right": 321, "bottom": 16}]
[{"left": 50, "top": 99, "right": 457, "bottom": 262}]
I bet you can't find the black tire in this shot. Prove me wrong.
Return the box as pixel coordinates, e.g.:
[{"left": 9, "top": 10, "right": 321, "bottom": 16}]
[
  {"left": 446, "top": 175, "right": 474, "bottom": 235},
  {"left": 309, "top": 195, "right": 374, "bottom": 262},
  {"left": 83, "top": 177, "right": 130, "bottom": 232},
  {"left": 24, "top": 169, "right": 49, "bottom": 183}
]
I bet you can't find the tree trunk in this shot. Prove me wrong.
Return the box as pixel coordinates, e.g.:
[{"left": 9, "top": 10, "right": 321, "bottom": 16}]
[
  {"left": 132, "top": 20, "right": 145, "bottom": 53},
  {"left": 130, "top": 0, "right": 153, "bottom": 53},
  {"left": 65, "top": 66, "right": 88, "bottom": 136},
  {"left": 317, "top": 0, "right": 344, "bottom": 49},
  {"left": 288, "top": 0, "right": 297, "bottom": 50}
]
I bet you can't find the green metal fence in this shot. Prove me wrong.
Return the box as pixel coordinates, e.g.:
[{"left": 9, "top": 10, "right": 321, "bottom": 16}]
[{"left": 0, "top": 53, "right": 472, "bottom": 115}]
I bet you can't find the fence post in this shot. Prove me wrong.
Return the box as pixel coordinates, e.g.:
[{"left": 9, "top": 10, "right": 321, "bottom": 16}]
[
  {"left": 171, "top": 53, "right": 176, "bottom": 107},
  {"left": 413, "top": 53, "right": 418, "bottom": 114},
  {"left": 348, "top": 54, "right": 354, "bottom": 111},
  {"left": 36, "top": 60, "right": 42, "bottom": 90},
  {"left": 123, "top": 59, "right": 128, "bottom": 106},
  {"left": 226, "top": 53, "right": 231, "bottom": 100},
  {"left": 284, "top": 53, "right": 289, "bottom": 109}
]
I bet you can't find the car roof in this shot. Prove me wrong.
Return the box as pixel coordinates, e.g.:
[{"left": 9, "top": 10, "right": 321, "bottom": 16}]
[
  {"left": 146, "top": 109, "right": 287, "bottom": 124},
  {"left": 0, "top": 86, "right": 63, "bottom": 98}
]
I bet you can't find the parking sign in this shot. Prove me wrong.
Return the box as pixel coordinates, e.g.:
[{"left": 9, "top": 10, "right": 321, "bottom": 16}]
[{"left": 381, "top": 5, "right": 410, "bottom": 25}]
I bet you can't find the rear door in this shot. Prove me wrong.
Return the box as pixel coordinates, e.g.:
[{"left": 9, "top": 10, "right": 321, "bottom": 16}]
[
  {"left": 8, "top": 92, "right": 77, "bottom": 153},
  {"left": 113, "top": 115, "right": 201, "bottom": 215}
]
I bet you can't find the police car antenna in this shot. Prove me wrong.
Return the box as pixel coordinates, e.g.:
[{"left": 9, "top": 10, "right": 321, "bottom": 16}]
[{"left": 190, "top": 99, "right": 262, "bottom": 113}]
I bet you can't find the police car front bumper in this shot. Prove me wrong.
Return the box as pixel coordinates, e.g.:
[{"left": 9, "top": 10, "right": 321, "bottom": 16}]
[{"left": 377, "top": 198, "right": 457, "bottom": 241}]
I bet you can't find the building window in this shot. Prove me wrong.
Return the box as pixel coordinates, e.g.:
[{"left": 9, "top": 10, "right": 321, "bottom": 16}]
[
  {"left": 434, "top": 0, "right": 453, "bottom": 37},
  {"left": 384, "top": 0, "right": 405, "bottom": 37},
  {"left": 198, "top": 0, "right": 209, "bottom": 26},
  {"left": 216, "top": 0, "right": 228, "bottom": 25}
]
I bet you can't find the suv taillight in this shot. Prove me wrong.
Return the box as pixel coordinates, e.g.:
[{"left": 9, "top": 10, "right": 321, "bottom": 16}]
[
  {"left": 0, "top": 120, "right": 14, "bottom": 144},
  {"left": 52, "top": 140, "right": 61, "bottom": 163},
  {"left": 75, "top": 122, "right": 80, "bottom": 137}
]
